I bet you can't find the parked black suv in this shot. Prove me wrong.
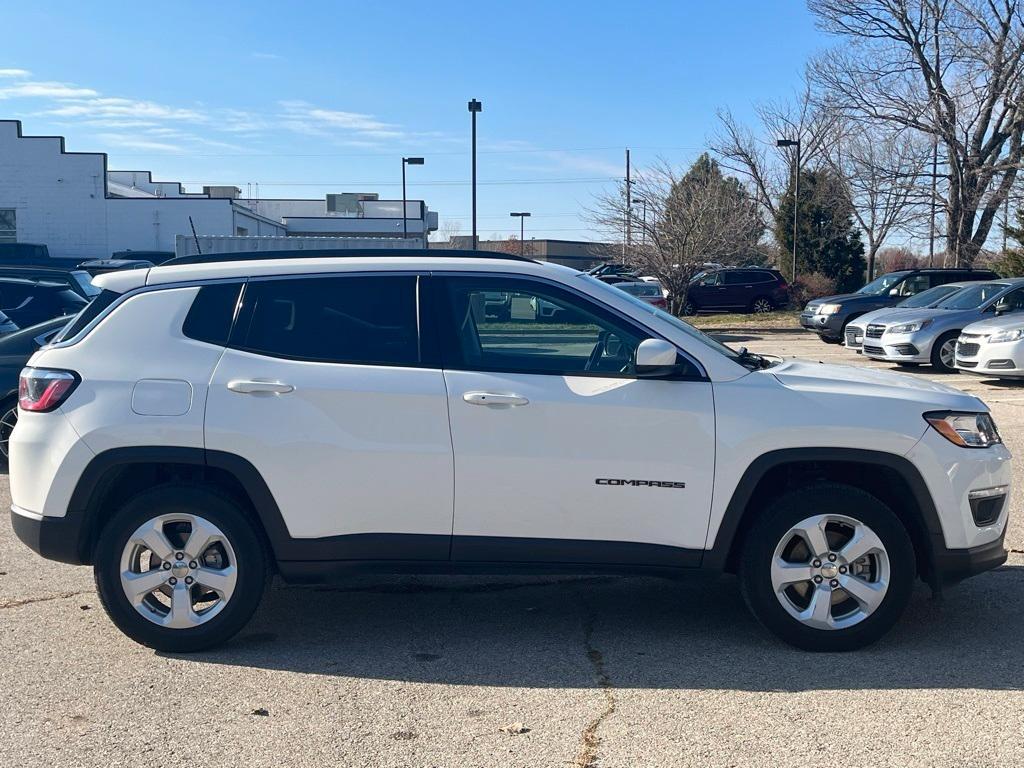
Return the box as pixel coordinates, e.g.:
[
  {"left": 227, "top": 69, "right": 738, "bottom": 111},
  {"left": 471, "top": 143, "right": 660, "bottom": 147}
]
[
  {"left": 0, "top": 277, "right": 88, "bottom": 327},
  {"left": 0, "top": 265, "right": 99, "bottom": 299},
  {"left": 684, "top": 267, "right": 789, "bottom": 314},
  {"left": 800, "top": 268, "right": 1000, "bottom": 344}
]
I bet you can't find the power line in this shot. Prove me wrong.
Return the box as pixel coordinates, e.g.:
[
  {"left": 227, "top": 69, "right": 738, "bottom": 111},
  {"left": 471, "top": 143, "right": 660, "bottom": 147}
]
[{"left": 107, "top": 145, "right": 707, "bottom": 159}]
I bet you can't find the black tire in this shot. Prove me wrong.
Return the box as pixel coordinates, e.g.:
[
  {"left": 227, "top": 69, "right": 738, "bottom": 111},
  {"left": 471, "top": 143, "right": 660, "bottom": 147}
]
[
  {"left": 739, "top": 483, "right": 915, "bottom": 652},
  {"left": 682, "top": 300, "right": 697, "bottom": 316},
  {"left": 94, "top": 484, "right": 268, "bottom": 652},
  {"left": 0, "top": 394, "right": 18, "bottom": 462},
  {"left": 930, "top": 330, "right": 960, "bottom": 373},
  {"left": 819, "top": 336, "right": 842, "bottom": 345},
  {"left": 749, "top": 296, "right": 774, "bottom": 314}
]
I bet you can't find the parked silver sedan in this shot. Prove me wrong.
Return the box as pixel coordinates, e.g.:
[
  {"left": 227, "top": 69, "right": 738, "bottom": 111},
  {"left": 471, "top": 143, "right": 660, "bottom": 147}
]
[
  {"left": 861, "top": 278, "right": 1024, "bottom": 371},
  {"left": 843, "top": 283, "right": 969, "bottom": 352}
]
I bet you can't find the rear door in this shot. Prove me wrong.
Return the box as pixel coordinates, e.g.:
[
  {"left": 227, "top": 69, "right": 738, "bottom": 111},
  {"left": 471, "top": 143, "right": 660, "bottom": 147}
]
[
  {"left": 433, "top": 274, "right": 716, "bottom": 566},
  {"left": 204, "top": 273, "right": 454, "bottom": 558}
]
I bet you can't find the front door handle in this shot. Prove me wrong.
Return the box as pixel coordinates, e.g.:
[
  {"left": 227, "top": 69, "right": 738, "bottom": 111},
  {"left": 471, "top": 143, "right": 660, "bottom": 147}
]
[
  {"left": 227, "top": 379, "right": 295, "bottom": 395},
  {"left": 463, "top": 392, "right": 529, "bottom": 407}
]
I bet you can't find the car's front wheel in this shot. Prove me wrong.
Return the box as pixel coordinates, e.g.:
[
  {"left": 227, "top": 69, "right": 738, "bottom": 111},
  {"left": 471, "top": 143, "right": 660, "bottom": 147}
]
[
  {"left": 94, "top": 484, "right": 268, "bottom": 652},
  {"left": 739, "top": 483, "right": 914, "bottom": 651},
  {"left": 930, "top": 331, "right": 960, "bottom": 373}
]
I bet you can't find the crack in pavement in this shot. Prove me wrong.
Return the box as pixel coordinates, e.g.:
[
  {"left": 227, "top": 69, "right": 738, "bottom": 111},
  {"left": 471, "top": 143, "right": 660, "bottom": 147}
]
[
  {"left": 574, "top": 603, "right": 616, "bottom": 768},
  {"left": 0, "top": 590, "right": 92, "bottom": 610}
]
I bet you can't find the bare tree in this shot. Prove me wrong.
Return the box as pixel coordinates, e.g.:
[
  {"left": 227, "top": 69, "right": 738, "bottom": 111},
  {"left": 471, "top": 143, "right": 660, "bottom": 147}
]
[
  {"left": 825, "top": 122, "right": 931, "bottom": 278},
  {"left": 809, "top": 0, "right": 1024, "bottom": 266},
  {"left": 591, "top": 156, "right": 763, "bottom": 313},
  {"left": 711, "top": 84, "right": 840, "bottom": 219}
]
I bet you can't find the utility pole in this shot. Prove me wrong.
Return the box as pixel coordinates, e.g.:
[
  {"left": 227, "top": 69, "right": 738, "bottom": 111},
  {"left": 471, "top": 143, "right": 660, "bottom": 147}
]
[
  {"left": 623, "top": 148, "right": 632, "bottom": 261},
  {"left": 777, "top": 138, "right": 800, "bottom": 282}
]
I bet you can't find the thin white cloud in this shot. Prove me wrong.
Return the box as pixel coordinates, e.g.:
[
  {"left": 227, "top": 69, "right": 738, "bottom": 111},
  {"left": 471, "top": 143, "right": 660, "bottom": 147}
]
[
  {"left": 0, "top": 68, "right": 30, "bottom": 78},
  {"left": 251, "top": 52, "right": 284, "bottom": 60},
  {"left": 0, "top": 80, "right": 98, "bottom": 99},
  {"left": 279, "top": 100, "right": 397, "bottom": 133},
  {"left": 38, "top": 97, "right": 205, "bottom": 122},
  {"left": 94, "top": 133, "right": 185, "bottom": 153}
]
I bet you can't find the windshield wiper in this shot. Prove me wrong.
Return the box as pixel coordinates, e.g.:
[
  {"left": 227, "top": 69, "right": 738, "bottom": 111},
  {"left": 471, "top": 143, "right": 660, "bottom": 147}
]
[{"left": 735, "top": 346, "right": 773, "bottom": 370}]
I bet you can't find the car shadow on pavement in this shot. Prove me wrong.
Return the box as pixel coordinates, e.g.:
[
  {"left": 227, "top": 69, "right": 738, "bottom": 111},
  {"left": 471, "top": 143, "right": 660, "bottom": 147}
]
[{"left": 181, "top": 565, "right": 1024, "bottom": 692}]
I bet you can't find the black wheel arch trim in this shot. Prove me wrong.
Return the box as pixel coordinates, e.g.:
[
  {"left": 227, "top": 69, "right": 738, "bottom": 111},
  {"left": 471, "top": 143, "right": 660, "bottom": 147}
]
[{"left": 703, "top": 447, "right": 949, "bottom": 583}]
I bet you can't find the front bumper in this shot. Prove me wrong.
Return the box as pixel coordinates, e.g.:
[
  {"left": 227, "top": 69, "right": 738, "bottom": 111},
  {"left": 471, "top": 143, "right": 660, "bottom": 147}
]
[
  {"left": 10, "top": 505, "right": 88, "bottom": 565},
  {"left": 844, "top": 325, "right": 865, "bottom": 351},
  {"left": 799, "top": 311, "right": 843, "bottom": 338},
  {"left": 931, "top": 530, "right": 1007, "bottom": 587},
  {"left": 861, "top": 331, "right": 931, "bottom": 362},
  {"left": 956, "top": 336, "right": 1024, "bottom": 378}
]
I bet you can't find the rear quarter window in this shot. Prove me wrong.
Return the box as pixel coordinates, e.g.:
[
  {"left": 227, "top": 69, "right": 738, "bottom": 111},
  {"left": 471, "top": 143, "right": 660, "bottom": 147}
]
[
  {"left": 52, "top": 289, "right": 121, "bottom": 342},
  {"left": 182, "top": 283, "right": 244, "bottom": 346}
]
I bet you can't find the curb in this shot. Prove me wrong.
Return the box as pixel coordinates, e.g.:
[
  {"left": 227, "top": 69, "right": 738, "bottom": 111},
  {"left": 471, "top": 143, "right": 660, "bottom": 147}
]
[{"left": 694, "top": 326, "right": 806, "bottom": 335}]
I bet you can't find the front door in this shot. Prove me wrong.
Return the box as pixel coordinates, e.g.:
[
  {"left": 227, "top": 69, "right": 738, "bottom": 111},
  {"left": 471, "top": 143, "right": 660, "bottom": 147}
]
[
  {"left": 432, "top": 274, "right": 716, "bottom": 567},
  {"left": 205, "top": 273, "right": 454, "bottom": 559}
]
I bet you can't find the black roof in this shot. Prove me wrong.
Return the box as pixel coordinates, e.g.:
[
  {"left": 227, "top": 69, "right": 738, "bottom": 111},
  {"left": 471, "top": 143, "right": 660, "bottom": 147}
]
[{"left": 167, "top": 248, "right": 537, "bottom": 267}]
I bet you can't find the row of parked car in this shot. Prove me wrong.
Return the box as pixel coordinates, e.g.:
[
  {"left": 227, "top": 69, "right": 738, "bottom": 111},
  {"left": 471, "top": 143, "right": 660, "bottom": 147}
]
[
  {"left": 799, "top": 266, "right": 1024, "bottom": 378},
  {"left": 0, "top": 251, "right": 167, "bottom": 460}
]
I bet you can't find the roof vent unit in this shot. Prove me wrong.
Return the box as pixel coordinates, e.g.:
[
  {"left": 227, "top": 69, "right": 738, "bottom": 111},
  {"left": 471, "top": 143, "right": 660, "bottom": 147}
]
[
  {"left": 326, "top": 192, "right": 379, "bottom": 214},
  {"left": 203, "top": 185, "right": 241, "bottom": 199}
]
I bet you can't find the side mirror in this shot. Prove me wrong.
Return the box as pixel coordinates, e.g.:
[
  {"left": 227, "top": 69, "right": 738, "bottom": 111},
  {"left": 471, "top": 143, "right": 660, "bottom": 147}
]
[
  {"left": 635, "top": 338, "right": 679, "bottom": 378},
  {"left": 888, "top": 288, "right": 900, "bottom": 296}
]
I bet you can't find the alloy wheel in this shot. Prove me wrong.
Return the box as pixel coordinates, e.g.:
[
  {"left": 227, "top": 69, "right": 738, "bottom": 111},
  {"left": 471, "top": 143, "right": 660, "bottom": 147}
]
[
  {"left": 0, "top": 405, "right": 16, "bottom": 459},
  {"left": 752, "top": 299, "right": 773, "bottom": 314},
  {"left": 769, "top": 513, "right": 890, "bottom": 631},
  {"left": 119, "top": 513, "right": 238, "bottom": 629},
  {"left": 938, "top": 339, "right": 957, "bottom": 370}
]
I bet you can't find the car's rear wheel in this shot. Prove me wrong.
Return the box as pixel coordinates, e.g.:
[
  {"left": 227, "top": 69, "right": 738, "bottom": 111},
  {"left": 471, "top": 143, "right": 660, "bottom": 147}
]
[
  {"left": 94, "top": 484, "right": 267, "bottom": 652},
  {"left": 750, "top": 297, "right": 774, "bottom": 314},
  {"left": 930, "top": 331, "right": 960, "bottom": 373},
  {"left": 0, "top": 395, "right": 18, "bottom": 460},
  {"left": 682, "top": 300, "right": 697, "bottom": 316},
  {"left": 739, "top": 483, "right": 914, "bottom": 651}
]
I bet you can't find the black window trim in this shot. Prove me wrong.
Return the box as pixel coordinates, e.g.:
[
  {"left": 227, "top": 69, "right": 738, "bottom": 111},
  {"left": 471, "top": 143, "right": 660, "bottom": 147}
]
[
  {"left": 427, "top": 271, "right": 708, "bottom": 381},
  {"left": 228, "top": 270, "right": 433, "bottom": 368}
]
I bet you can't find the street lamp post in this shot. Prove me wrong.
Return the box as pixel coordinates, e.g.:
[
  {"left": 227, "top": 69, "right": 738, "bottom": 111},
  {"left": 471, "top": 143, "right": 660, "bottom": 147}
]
[
  {"left": 401, "top": 157, "right": 424, "bottom": 240},
  {"left": 633, "top": 197, "right": 648, "bottom": 245},
  {"left": 510, "top": 212, "right": 531, "bottom": 256},
  {"left": 468, "top": 99, "right": 483, "bottom": 248},
  {"left": 777, "top": 138, "right": 801, "bottom": 282}
]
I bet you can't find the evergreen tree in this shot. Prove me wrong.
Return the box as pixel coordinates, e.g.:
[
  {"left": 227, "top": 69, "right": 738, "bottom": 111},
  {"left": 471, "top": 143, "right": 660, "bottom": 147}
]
[
  {"left": 996, "top": 208, "right": 1024, "bottom": 277},
  {"left": 775, "top": 168, "right": 866, "bottom": 292}
]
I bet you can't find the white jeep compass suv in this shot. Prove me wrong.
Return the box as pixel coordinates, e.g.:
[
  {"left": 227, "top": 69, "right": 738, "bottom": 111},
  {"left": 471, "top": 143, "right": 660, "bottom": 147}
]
[{"left": 9, "top": 250, "right": 1012, "bottom": 652}]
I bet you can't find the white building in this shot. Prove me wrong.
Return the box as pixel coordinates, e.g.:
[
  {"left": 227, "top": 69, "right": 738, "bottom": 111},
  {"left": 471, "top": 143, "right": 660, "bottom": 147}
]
[{"left": 0, "top": 120, "right": 439, "bottom": 260}]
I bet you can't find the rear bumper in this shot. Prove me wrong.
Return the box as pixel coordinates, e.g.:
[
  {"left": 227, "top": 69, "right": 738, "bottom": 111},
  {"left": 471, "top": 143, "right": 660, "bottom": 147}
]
[
  {"left": 10, "top": 505, "right": 87, "bottom": 565},
  {"left": 931, "top": 530, "right": 1007, "bottom": 587}
]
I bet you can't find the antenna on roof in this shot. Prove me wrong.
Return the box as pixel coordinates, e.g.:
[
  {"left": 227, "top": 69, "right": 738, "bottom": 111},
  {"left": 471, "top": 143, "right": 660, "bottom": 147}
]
[{"left": 188, "top": 216, "right": 202, "bottom": 255}]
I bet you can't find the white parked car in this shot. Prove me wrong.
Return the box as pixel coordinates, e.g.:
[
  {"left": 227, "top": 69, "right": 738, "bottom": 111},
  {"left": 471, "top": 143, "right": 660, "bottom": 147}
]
[
  {"left": 9, "top": 250, "right": 1011, "bottom": 653},
  {"left": 956, "top": 314, "right": 1024, "bottom": 378}
]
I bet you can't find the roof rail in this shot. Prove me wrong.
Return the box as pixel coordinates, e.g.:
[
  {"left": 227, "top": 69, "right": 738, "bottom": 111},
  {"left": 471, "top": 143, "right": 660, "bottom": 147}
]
[{"left": 165, "top": 248, "right": 538, "bottom": 267}]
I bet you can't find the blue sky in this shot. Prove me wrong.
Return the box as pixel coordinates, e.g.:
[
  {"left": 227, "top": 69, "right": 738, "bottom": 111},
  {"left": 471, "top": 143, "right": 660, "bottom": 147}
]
[{"left": 1, "top": 1, "right": 825, "bottom": 241}]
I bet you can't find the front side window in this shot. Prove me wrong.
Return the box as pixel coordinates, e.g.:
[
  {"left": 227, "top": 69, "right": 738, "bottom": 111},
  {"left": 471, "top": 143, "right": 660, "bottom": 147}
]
[
  {"left": 238, "top": 275, "right": 420, "bottom": 366},
  {"left": 0, "top": 210, "right": 15, "bottom": 243},
  {"left": 439, "top": 276, "right": 693, "bottom": 377},
  {"left": 936, "top": 282, "right": 1008, "bottom": 310},
  {"left": 857, "top": 271, "right": 910, "bottom": 295}
]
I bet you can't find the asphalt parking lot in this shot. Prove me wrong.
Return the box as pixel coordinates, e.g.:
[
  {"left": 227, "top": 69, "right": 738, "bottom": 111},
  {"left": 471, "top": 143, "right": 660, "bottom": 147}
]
[{"left": 2, "top": 328, "right": 1024, "bottom": 768}]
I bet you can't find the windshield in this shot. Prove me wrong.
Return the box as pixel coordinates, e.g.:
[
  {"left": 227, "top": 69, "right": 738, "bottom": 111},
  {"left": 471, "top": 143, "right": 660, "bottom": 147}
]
[
  {"left": 934, "top": 282, "right": 1008, "bottom": 310},
  {"left": 578, "top": 273, "right": 741, "bottom": 361},
  {"left": 71, "top": 271, "right": 101, "bottom": 298},
  {"left": 896, "top": 283, "right": 961, "bottom": 308},
  {"left": 856, "top": 271, "right": 911, "bottom": 295}
]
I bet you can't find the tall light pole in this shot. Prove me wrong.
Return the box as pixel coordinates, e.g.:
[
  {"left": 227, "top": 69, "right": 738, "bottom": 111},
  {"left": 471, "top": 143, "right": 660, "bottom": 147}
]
[
  {"left": 777, "top": 138, "right": 801, "bottom": 281},
  {"left": 510, "top": 212, "right": 531, "bottom": 256},
  {"left": 468, "top": 99, "right": 483, "bottom": 249},
  {"left": 401, "top": 157, "right": 424, "bottom": 240},
  {"left": 633, "top": 197, "right": 648, "bottom": 245}
]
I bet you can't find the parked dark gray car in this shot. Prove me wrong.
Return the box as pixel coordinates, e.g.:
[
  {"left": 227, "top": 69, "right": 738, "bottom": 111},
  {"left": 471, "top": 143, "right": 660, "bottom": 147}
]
[{"left": 800, "top": 268, "right": 999, "bottom": 343}]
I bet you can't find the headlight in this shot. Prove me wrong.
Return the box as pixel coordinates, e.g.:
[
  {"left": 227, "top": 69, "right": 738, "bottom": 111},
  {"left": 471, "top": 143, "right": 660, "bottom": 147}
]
[
  {"left": 887, "top": 319, "right": 932, "bottom": 334},
  {"left": 925, "top": 411, "right": 1002, "bottom": 448},
  {"left": 817, "top": 303, "right": 842, "bottom": 315},
  {"left": 988, "top": 327, "right": 1024, "bottom": 343}
]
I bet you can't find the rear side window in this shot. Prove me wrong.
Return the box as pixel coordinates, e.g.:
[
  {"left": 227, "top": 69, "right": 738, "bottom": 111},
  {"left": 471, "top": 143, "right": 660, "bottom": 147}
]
[
  {"left": 182, "top": 282, "right": 243, "bottom": 345},
  {"left": 237, "top": 275, "right": 420, "bottom": 365},
  {"left": 52, "top": 289, "right": 121, "bottom": 342}
]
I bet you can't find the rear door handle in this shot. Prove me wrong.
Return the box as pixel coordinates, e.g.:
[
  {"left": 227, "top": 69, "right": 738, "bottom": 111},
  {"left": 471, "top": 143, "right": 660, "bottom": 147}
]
[
  {"left": 227, "top": 379, "right": 295, "bottom": 395},
  {"left": 463, "top": 392, "right": 529, "bottom": 407}
]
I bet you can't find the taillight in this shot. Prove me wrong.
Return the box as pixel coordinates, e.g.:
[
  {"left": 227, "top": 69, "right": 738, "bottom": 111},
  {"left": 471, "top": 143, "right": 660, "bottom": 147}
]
[
  {"left": 19, "top": 368, "right": 79, "bottom": 412},
  {"left": 653, "top": 297, "right": 668, "bottom": 308}
]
